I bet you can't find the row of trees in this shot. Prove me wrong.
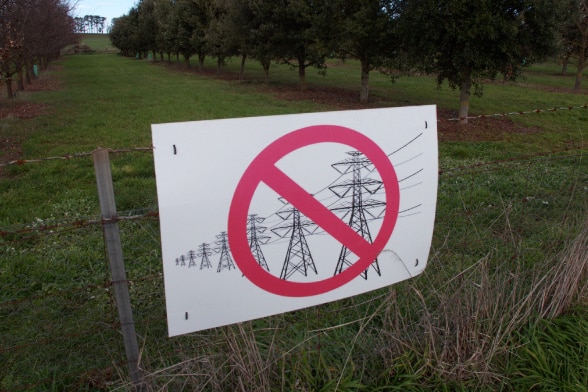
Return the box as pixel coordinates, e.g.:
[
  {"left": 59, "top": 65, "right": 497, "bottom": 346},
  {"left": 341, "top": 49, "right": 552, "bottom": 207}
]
[
  {"left": 1, "top": 0, "right": 77, "bottom": 99},
  {"left": 110, "top": 0, "right": 587, "bottom": 123},
  {"left": 74, "top": 15, "right": 108, "bottom": 34}
]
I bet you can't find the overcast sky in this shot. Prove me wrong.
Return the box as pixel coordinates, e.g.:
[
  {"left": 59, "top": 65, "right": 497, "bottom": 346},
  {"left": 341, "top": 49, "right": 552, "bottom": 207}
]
[{"left": 73, "top": 0, "right": 136, "bottom": 26}]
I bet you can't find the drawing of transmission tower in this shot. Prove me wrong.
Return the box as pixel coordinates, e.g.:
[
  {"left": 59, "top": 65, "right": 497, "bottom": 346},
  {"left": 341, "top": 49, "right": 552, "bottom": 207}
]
[
  {"left": 248, "top": 214, "right": 271, "bottom": 271},
  {"left": 215, "top": 231, "right": 236, "bottom": 272},
  {"left": 197, "top": 243, "right": 213, "bottom": 270},
  {"left": 187, "top": 250, "right": 198, "bottom": 268},
  {"left": 272, "top": 201, "right": 319, "bottom": 280},
  {"left": 330, "top": 151, "right": 386, "bottom": 280}
]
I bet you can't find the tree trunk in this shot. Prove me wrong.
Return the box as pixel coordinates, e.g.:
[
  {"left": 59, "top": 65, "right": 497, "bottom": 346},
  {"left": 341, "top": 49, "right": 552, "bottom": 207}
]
[
  {"left": 459, "top": 67, "right": 472, "bottom": 125},
  {"left": 260, "top": 58, "right": 270, "bottom": 83},
  {"left": 574, "top": 47, "right": 585, "bottom": 92},
  {"left": 359, "top": 59, "right": 370, "bottom": 104},
  {"left": 216, "top": 57, "right": 223, "bottom": 74},
  {"left": 198, "top": 53, "right": 205, "bottom": 71},
  {"left": 239, "top": 54, "right": 247, "bottom": 81},
  {"left": 25, "top": 62, "right": 32, "bottom": 84},
  {"left": 5, "top": 77, "right": 14, "bottom": 99},
  {"left": 298, "top": 64, "right": 307, "bottom": 91},
  {"left": 17, "top": 67, "right": 25, "bottom": 91}
]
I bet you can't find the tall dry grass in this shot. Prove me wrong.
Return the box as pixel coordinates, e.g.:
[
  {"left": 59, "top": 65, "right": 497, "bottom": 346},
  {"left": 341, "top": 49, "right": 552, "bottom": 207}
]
[{"left": 381, "top": 217, "right": 588, "bottom": 385}]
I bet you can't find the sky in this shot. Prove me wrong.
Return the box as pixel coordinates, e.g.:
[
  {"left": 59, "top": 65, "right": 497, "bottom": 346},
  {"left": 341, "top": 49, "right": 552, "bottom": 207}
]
[{"left": 73, "top": 0, "right": 137, "bottom": 28}]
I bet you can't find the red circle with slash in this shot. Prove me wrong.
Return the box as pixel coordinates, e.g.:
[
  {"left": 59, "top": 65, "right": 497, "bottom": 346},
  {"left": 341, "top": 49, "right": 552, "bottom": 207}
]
[{"left": 228, "top": 125, "right": 400, "bottom": 297}]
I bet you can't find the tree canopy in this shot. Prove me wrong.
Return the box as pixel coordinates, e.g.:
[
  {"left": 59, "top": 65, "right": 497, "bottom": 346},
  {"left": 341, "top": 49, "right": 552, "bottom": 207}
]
[
  {"left": 110, "top": 0, "right": 564, "bottom": 118},
  {"left": 74, "top": 15, "right": 108, "bottom": 34},
  {"left": 401, "top": 0, "right": 559, "bottom": 123}
]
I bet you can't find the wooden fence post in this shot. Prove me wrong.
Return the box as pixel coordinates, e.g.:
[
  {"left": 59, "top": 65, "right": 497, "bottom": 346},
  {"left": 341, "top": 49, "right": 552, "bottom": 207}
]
[{"left": 93, "top": 148, "right": 146, "bottom": 391}]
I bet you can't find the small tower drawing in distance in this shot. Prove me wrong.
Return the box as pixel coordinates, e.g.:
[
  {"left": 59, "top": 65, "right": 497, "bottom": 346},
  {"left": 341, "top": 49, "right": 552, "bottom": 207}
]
[
  {"left": 187, "top": 250, "right": 197, "bottom": 268},
  {"left": 197, "top": 243, "right": 213, "bottom": 270},
  {"left": 248, "top": 214, "right": 271, "bottom": 271},
  {"left": 215, "top": 231, "right": 236, "bottom": 272}
]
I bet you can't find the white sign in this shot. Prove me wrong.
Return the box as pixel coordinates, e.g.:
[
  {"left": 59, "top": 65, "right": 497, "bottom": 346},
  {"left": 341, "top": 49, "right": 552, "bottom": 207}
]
[{"left": 152, "top": 106, "right": 438, "bottom": 336}]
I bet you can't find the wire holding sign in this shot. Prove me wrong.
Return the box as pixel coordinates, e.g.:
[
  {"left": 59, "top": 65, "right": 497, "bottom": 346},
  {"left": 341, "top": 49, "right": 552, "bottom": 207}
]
[{"left": 152, "top": 106, "right": 438, "bottom": 336}]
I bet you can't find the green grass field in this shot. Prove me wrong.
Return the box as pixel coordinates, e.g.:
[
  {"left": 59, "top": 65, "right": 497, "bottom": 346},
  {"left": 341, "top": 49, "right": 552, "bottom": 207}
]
[
  {"left": 79, "top": 34, "right": 117, "bottom": 52},
  {"left": 0, "top": 39, "right": 587, "bottom": 391}
]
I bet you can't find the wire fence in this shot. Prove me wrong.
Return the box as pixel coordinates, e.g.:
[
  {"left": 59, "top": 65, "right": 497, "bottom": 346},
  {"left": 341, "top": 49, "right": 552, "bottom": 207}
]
[
  {"left": 1, "top": 109, "right": 587, "bottom": 391},
  {"left": 0, "top": 103, "right": 586, "bottom": 169}
]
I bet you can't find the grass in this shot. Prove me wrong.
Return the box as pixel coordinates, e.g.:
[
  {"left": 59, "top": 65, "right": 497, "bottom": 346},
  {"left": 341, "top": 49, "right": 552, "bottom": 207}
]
[
  {"left": 508, "top": 308, "right": 588, "bottom": 391},
  {"left": 78, "top": 34, "right": 117, "bottom": 52},
  {"left": 1, "top": 40, "right": 587, "bottom": 391}
]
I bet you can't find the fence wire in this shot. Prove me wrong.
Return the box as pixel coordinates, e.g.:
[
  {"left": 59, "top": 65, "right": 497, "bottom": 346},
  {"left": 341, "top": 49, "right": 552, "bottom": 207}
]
[{"left": 0, "top": 103, "right": 586, "bottom": 168}]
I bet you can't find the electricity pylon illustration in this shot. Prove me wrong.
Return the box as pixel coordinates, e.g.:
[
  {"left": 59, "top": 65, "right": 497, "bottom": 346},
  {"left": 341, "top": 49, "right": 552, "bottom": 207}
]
[
  {"left": 248, "top": 214, "right": 271, "bottom": 271},
  {"left": 215, "top": 231, "right": 236, "bottom": 272},
  {"left": 197, "top": 243, "right": 213, "bottom": 270},
  {"left": 330, "top": 151, "right": 386, "bottom": 280},
  {"left": 187, "top": 250, "right": 197, "bottom": 268},
  {"left": 272, "top": 199, "right": 319, "bottom": 280}
]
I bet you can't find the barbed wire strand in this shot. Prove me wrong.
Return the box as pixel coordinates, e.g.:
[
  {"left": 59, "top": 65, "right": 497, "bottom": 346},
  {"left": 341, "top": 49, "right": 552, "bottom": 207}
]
[
  {"left": 0, "top": 103, "right": 586, "bottom": 168},
  {"left": 1, "top": 149, "right": 585, "bottom": 240},
  {"left": 442, "top": 103, "right": 588, "bottom": 122},
  {"left": 0, "top": 209, "right": 159, "bottom": 240},
  {"left": 0, "top": 147, "right": 153, "bottom": 167}
]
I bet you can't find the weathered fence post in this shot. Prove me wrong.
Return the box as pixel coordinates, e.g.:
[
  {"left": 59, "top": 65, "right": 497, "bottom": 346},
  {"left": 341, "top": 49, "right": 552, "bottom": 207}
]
[{"left": 93, "top": 148, "right": 146, "bottom": 391}]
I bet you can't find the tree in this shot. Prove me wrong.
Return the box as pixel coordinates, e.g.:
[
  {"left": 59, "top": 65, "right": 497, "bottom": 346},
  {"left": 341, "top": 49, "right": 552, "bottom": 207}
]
[
  {"left": 110, "top": 12, "right": 140, "bottom": 57},
  {"left": 1, "top": 0, "right": 76, "bottom": 99},
  {"left": 251, "top": 0, "right": 332, "bottom": 91},
  {"left": 240, "top": 0, "right": 281, "bottom": 82},
  {"left": 96, "top": 16, "right": 107, "bottom": 33},
  {"left": 190, "top": 0, "right": 214, "bottom": 70},
  {"left": 168, "top": 0, "right": 212, "bottom": 68},
  {"left": 220, "top": 0, "right": 256, "bottom": 79},
  {"left": 111, "top": 4, "right": 158, "bottom": 58},
  {"left": 558, "top": 0, "right": 588, "bottom": 91},
  {"left": 205, "top": 0, "right": 236, "bottom": 73},
  {"left": 333, "top": 0, "right": 403, "bottom": 103},
  {"left": 154, "top": 0, "right": 176, "bottom": 61},
  {"left": 74, "top": 17, "right": 85, "bottom": 33},
  {"left": 402, "top": 0, "right": 558, "bottom": 124},
  {"left": 136, "top": 0, "right": 159, "bottom": 58}
]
